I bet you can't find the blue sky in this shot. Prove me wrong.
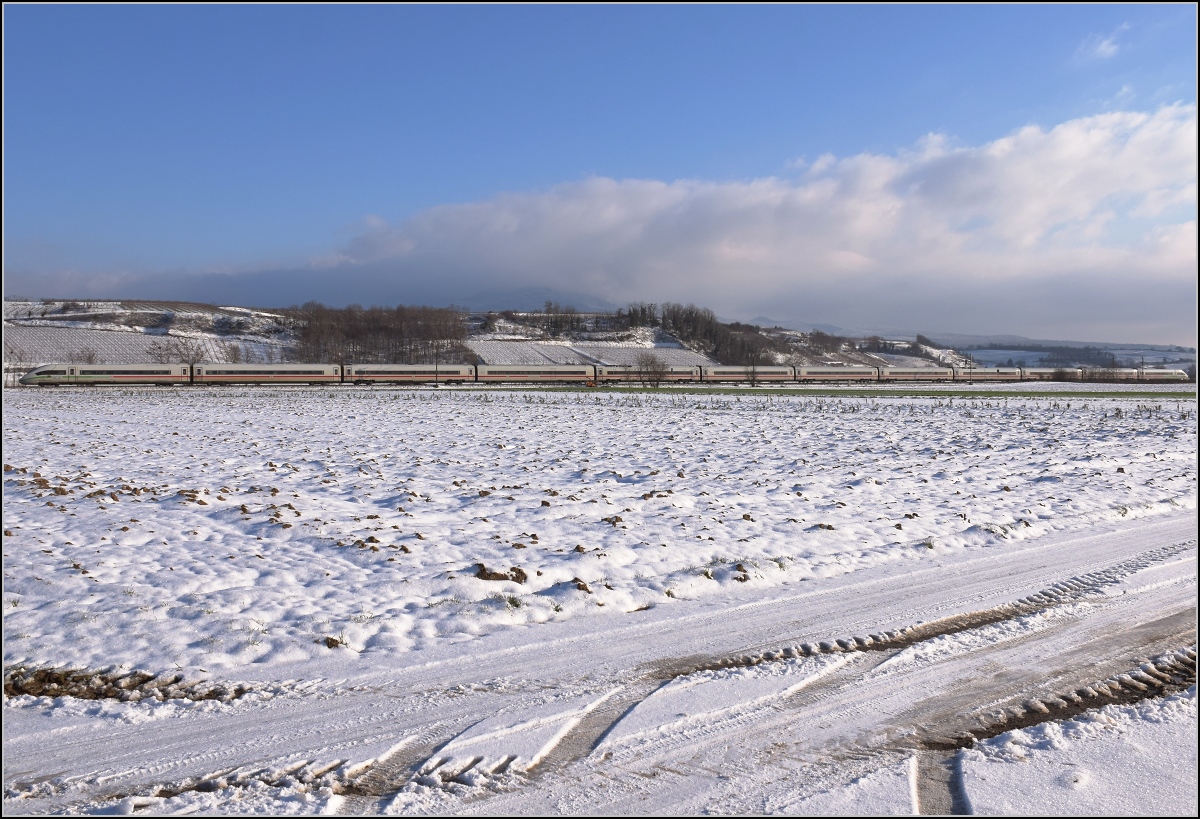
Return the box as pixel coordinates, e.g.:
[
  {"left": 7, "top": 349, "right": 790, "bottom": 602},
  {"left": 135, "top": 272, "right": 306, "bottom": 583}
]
[{"left": 4, "top": 5, "right": 1196, "bottom": 343}]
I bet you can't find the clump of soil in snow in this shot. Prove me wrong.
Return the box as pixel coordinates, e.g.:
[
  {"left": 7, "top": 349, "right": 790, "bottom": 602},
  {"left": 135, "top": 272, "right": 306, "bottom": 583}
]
[{"left": 4, "top": 665, "right": 252, "bottom": 702}]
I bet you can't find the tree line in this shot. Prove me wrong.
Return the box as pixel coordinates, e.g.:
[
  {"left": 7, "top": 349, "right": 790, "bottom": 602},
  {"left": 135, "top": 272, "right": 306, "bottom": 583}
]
[
  {"left": 623, "top": 302, "right": 792, "bottom": 366},
  {"left": 284, "top": 302, "right": 472, "bottom": 364}
]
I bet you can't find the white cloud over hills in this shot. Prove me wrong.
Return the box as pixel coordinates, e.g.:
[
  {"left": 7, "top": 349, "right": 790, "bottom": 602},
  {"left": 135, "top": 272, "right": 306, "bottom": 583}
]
[{"left": 10, "top": 105, "right": 1196, "bottom": 344}]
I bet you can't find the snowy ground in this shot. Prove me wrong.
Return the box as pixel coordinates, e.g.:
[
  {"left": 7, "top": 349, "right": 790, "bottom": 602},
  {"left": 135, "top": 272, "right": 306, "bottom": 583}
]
[
  {"left": 664, "top": 382, "right": 1194, "bottom": 394},
  {"left": 3, "top": 387, "right": 1196, "bottom": 815}
]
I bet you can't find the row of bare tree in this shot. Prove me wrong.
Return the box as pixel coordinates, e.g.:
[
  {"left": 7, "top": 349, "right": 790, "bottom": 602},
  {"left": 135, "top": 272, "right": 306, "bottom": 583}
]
[
  {"left": 627, "top": 302, "right": 788, "bottom": 366},
  {"left": 285, "top": 302, "right": 471, "bottom": 364},
  {"left": 499, "top": 302, "right": 867, "bottom": 367},
  {"left": 144, "top": 338, "right": 283, "bottom": 365}
]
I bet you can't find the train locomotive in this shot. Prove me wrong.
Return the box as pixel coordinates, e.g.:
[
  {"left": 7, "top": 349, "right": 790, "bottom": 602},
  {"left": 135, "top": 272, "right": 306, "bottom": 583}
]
[{"left": 18, "top": 362, "right": 1191, "bottom": 386}]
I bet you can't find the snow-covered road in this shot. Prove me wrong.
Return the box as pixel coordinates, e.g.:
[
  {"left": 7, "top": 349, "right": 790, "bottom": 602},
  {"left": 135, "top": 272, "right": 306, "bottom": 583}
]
[{"left": 3, "top": 387, "right": 1195, "bottom": 814}]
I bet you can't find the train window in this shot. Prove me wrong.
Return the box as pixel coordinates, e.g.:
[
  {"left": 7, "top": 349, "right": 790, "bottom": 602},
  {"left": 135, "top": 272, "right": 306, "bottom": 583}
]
[
  {"left": 205, "top": 369, "right": 326, "bottom": 375},
  {"left": 80, "top": 370, "right": 171, "bottom": 376},
  {"left": 484, "top": 370, "right": 589, "bottom": 376},
  {"left": 69, "top": 368, "right": 75, "bottom": 376},
  {"left": 357, "top": 370, "right": 446, "bottom": 376}
]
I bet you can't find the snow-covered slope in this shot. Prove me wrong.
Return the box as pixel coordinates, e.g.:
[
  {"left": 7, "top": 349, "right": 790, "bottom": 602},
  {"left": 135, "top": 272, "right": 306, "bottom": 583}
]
[{"left": 3, "top": 301, "right": 292, "bottom": 366}]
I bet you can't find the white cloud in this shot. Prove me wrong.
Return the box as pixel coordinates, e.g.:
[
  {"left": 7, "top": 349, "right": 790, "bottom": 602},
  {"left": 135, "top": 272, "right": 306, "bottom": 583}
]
[
  {"left": 1076, "top": 23, "right": 1130, "bottom": 61},
  {"left": 7, "top": 105, "right": 1195, "bottom": 344},
  {"left": 807, "top": 153, "right": 837, "bottom": 175},
  {"left": 284, "top": 103, "right": 1194, "bottom": 341}
]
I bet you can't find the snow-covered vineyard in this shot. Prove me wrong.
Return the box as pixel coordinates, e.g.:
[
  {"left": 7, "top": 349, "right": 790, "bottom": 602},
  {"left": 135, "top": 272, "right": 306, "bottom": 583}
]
[
  {"left": 465, "top": 339, "right": 713, "bottom": 367},
  {"left": 2, "top": 325, "right": 289, "bottom": 367},
  {"left": 2, "top": 302, "right": 292, "bottom": 371},
  {"left": 2, "top": 387, "right": 1196, "bottom": 814}
]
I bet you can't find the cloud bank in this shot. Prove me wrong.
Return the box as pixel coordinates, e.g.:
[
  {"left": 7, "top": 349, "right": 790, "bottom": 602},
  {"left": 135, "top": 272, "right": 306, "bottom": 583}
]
[{"left": 9, "top": 104, "right": 1197, "bottom": 344}]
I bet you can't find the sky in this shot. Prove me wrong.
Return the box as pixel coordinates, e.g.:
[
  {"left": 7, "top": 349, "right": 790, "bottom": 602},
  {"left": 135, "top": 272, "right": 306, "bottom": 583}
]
[{"left": 4, "top": 5, "right": 1197, "bottom": 344}]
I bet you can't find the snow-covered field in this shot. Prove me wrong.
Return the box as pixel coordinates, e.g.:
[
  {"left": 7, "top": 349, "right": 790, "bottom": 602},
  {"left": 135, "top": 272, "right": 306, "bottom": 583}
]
[
  {"left": 3, "top": 387, "right": 1196, "bottom": 814},
  {"left": 694, "top": 381, "right": 1195, "bottom": 393}
]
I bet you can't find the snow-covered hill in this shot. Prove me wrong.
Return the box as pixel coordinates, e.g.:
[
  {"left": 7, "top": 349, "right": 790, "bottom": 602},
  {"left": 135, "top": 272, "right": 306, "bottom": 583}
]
[{"left": 3, "top": 300, "right": 292, "bottom": 367}]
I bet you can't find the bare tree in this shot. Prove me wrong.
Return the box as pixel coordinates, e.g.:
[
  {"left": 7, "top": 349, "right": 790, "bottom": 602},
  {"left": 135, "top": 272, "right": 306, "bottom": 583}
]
[
  {"left": 146, "top": 339, "right": 175, "bottom": 363},
  {"left": 3, "top": 338, "right": 31, "bottom": 387},
  {"left": 743, "top": 343, "right": 767, "bottom": 386},
  {"left": 634, "top": 350, "right": 669, "bottom": 388},
  {"left": 170, "top": 338, "right": 208, "bottom": 365},
  {"left": 4, "top": 337, "right": 29, "bottom": 365},
  {"left": 222, "top": 342, "right": 244, "bottom": 363},
  {"left": 145, "top": 337, "right": 207, "bottom": 364},
  {"left": 806, "top": 330, "right": 845, "bottom": 355},
  {"left": 71, "top": 347, "right": 101, "bottom": 364}
]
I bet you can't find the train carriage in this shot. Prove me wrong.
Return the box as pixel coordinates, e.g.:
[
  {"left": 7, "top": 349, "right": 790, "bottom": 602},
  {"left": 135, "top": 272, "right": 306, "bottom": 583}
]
[
  {"left": 796, "top": 366, "right": 879, "bottom": 382},
  {"left": 595, "top": 365, "right": 701, "bottom": 383},
  {"left": 349, "top": 364, "right": 475, "bottom": 384},
  {"left": 476, "top": 365, "right": 596, "bottom": 383},
  {"left": 700, "top": 366, "right": 795, "bottom": 383},
  {"left": 952, "top": 367, "right": 1022, "bottom": 382},
  {"left": 19, "top": 363, "right": 191, "bottom": 386},
  {"left": 1080, "top": 368, "right": 1140, "bottom": 382},
  {"left": 193, "top": 363, "right": 342, "bottom": 385},
  {"left": 1020, "top": 368, "right": 1083, "bottom": 381},
  {"left": 1138, "top": 368, "right": 1190, "bottom": 382},
  {"left": 878, "top": 367, "right": 954, "bottom": 382}
]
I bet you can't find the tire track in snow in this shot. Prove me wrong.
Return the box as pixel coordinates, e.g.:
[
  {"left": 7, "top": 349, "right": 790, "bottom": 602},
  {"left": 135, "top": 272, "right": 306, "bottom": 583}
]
[
  {"left": 380, "top": 660, "right": 714, "bottom": 807},
  {"left": 914, "top": 751, "right": 970, "bottom": 816},
  {"left": 592, "top": 654, "right": 856, "bottom": 766},
  {"left": 535, "top": 539, "right": 1167, "bottom": 774},
  {"left": 6, "top": 758, "right": 347, "bottom": 814},
  {"left": 391, "top": 539, "right": 1195, "bottom": 809},
  {"left": 529, "top": 679, "right": 668, "bottom": 776},
  {"left": 334, "top": 722, "right": 467, "bottom": 814},
  {"left": 517, "top": 653, "right": 722, "bottom": 779},
  {"left": 539, "top": 548, "right": 1194, "bottom": 807},
  {"left": 705, "top": 538, "right": 1195, "bottom": 673},
  {"left": 909, "top": 645, "right": 1195, "bottom": 815},
  {"left": 952, "top": 644, "right": 1197, "bottom": 747}
]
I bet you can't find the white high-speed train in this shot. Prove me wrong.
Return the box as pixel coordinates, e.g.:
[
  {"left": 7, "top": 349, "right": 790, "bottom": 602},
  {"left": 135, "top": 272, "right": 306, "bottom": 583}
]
[{"left": 18, "top": 362, "right": 1191, "bottom": 386}]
